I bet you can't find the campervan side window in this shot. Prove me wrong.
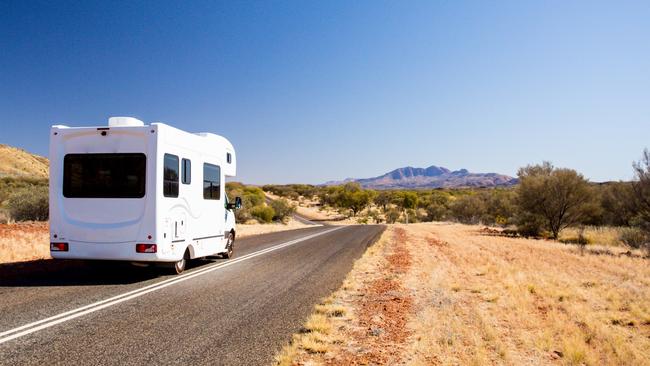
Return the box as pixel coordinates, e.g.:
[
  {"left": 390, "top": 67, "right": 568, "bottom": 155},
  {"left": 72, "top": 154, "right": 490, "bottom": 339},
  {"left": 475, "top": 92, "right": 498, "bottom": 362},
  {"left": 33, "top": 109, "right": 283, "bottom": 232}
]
[
  {"left": 63, "top": 153, "right": 146, "bottom": 198},
  {"left": 164, "top": 154, "right": 179, "bottom": 197},
  {"left": 182, "top": 158, "right": 191, "bottom": 184},
  {"left": 203, "top": 163, "right": 221, "bottom": 200}
]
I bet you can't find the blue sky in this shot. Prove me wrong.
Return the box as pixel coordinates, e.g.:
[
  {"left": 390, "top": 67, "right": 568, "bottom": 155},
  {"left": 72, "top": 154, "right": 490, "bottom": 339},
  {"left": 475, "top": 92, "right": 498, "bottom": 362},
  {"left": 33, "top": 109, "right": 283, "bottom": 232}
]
[{"left": 1, "top": 1, "right": 649, "bottom": 184}]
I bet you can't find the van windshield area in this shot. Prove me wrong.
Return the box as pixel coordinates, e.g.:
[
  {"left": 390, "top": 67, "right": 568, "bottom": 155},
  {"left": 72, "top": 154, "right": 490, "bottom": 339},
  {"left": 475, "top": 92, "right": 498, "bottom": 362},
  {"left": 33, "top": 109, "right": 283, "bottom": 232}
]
[{"left": 63, "top": 153, "right": 146, "bottom": 198}]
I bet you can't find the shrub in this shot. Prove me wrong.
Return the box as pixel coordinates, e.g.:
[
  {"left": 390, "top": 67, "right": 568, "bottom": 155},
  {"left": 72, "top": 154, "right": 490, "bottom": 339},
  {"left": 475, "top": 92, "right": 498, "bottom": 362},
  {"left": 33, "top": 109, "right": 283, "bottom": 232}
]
[
  {"left": 0, "top": 177, "right": 48, "bottom": 205},
  {"left": 6, "top": 186, "right": 49, "bottom": 221},
  {"left": 250, "top": 205, "right": 275, "bottom": 223},
  {"left": 425, "top": 203, "right": 447, "bottom": 221},
  {"left": 318, "top": 183, "right": 375, "bottom": 217},
  {"left": 368, "top": 209, "right": 382, "bottom": 223},
  {"left": 449, "top": 194, "right": 486, "bottom": 224},
  {"left": 592, "top": 183, "right": 635, "bottom": 226},
  {"left": 516, "top": 212, "right": 545, "bottom": 237},
  {"left": 559, "top": 234, "right": 592, "bottom": 245},
  {"left": 403, "top": 208, "right": 419, "bottom": 223},
  {"left": 356, "top": 216, "right": 369, "bottom": 224},
  {"left": 619, "top": 227, "right": 649, "bottom": 249},
  {"left": 270, "top": 198, "right": 296, "bottom": 223},
  {"left": 385, "top": 208, "right": 401, "bottom": 224},
  {"left": 480, "top": 189, "right": 516, "bottom": 225}
]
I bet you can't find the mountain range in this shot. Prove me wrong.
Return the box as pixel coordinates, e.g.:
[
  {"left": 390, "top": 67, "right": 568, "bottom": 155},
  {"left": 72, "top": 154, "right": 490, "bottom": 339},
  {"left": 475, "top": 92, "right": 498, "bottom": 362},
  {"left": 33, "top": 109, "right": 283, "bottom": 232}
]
[{"left": 325, "top": 165, "right": 517, "bottom": 189}]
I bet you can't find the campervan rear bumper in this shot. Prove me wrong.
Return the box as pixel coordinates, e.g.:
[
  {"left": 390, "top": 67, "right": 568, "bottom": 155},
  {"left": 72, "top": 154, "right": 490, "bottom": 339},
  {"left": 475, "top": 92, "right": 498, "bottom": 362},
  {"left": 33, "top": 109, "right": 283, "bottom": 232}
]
[{"left": 50, "top": 241, "right": 182, "bottom": 262}]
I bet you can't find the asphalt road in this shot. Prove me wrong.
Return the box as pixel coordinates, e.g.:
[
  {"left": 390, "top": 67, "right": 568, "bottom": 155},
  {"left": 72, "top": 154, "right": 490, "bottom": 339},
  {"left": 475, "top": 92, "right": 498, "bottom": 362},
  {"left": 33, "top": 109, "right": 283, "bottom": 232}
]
[{"left": 0, "top": 224, "right": 385, "bottom": 365}]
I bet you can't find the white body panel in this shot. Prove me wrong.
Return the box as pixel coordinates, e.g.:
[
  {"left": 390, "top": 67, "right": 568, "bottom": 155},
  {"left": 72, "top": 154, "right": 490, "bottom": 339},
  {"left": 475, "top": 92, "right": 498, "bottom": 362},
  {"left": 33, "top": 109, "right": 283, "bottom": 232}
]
[{"left": 49, "top": 119, "right": 237, "bottom": 262}]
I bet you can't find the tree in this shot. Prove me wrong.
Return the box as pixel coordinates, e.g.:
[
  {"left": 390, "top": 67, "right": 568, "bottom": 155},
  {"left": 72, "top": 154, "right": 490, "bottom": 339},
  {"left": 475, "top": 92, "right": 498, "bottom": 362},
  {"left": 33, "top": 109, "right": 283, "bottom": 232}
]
[
  {"left": 329, "top": 183, "right": 375, "bottom": 217},
  {"left": 480, "top": 189, "right": 516, "bottom": 226},
  {"left": 392, "top": 191, "right": 418, "bottom": 223},
  {"left": 632, "top": 149, "right": 650, "bottom": 251},
  {"left": 374, "top": 191, "right": 393, "bottom": 212},
  {"left": 449, "top": 194, "right": 486, "bottom": 224},
  {"left": 598, "top": 182, "right": 636, "bottom": 226},
  {"left": 516, "top": 162, "right": 594, "bottom": 239},
  {"left": 425, "top": 202, "right": 447, "bottom": 221}
]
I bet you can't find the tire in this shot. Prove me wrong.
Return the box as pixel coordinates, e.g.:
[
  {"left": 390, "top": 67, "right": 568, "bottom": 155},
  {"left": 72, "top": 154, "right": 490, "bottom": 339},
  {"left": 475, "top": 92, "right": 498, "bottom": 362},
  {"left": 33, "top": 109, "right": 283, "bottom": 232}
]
[
  {"left": 171, "top": 249, "right": 190, "bottom": 274},
  {"left": 223, "top": 232, "right": 235, "bottom": 259}
]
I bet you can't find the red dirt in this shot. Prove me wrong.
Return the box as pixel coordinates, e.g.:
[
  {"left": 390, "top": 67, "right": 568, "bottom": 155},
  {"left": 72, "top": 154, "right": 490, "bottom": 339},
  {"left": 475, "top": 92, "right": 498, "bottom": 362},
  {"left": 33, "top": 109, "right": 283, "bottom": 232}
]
[
  {"left": 0, "top": 221, "right": 48, "bottom": 237},
  {"left": 327, "top": 227, "right": 414, "bottom": 365}
]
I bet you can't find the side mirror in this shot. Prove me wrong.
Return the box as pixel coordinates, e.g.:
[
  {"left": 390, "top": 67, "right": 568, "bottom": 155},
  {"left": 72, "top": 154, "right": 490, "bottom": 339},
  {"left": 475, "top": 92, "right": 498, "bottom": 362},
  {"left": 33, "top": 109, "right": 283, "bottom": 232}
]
[{"left": 235, "top": 196, "right": 242, "bottom": 209}]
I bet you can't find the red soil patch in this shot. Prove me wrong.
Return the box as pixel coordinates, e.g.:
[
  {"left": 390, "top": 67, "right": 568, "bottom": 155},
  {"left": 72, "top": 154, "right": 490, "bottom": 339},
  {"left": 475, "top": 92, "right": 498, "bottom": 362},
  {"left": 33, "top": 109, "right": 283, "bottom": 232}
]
[
  {"left": 427, "top": 235, "right": 448, "bottom": 247},
  {"left": 330, "top": 227, "right": 414, "bottom": 365},
  {"left": 0, "top": 221, "right": 48, "bottom": 237}
]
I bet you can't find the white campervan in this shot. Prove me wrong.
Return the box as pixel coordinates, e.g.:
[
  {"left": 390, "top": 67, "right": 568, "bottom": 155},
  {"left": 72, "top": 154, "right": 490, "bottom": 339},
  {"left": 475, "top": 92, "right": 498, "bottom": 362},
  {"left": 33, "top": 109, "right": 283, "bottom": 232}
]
[{"left": 49, "top": 117, "right": 242, "bottom": 274}]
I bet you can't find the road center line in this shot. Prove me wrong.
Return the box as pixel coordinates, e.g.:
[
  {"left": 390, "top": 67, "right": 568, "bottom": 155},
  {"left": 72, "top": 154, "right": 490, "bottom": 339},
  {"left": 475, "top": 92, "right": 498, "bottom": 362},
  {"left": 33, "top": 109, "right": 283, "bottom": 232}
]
[{"left": 0, "top": 226, "right": 343, "bottom": 345}]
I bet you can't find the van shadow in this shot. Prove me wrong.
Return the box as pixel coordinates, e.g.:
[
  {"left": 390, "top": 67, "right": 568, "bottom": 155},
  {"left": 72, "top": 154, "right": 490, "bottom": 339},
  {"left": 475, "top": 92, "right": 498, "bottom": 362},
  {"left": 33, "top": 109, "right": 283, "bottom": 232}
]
[{"left": 0, "top": 258, "right": 221, "bottom": 287}]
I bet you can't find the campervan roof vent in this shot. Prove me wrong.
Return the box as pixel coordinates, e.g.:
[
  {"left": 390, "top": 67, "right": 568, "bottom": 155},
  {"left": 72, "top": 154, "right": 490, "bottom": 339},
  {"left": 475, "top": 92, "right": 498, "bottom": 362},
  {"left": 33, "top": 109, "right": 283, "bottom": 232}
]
[{"left": 108, "top": 117, "right": 145, "bottom": 127}]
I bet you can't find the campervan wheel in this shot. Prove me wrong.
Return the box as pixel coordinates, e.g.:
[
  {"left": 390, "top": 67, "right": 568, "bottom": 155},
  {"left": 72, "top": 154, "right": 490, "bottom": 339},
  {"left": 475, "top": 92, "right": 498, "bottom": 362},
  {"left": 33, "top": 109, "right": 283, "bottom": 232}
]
[
  {"left": 173, "top": 249, "right": 190, "bottom": 274},
  {"left": 223, "top": 232, "right": 235, "bottom": 259}
]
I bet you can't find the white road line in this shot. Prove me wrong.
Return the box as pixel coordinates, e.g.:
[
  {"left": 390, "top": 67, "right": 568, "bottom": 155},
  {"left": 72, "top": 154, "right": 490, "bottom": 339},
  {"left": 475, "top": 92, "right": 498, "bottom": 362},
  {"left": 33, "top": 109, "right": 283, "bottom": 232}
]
[{"left": 0, "top": 226, "right": 343, "bottom": 345}]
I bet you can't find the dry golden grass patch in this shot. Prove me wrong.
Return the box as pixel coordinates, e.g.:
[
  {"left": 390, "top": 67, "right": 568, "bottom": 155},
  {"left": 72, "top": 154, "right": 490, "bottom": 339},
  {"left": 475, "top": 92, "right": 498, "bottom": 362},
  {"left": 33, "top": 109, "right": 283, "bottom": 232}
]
[
  {"left": 0, "top": 144, "right": 49, "bottom": 178},
  {"left": 236, "top": 217, "right": 316, "bottom": 238},
  {"left": 279, "top": 222, "right": 650, "bottom": 366},
  {"left": 0, "top": 222, "right": 50, "bottom": 263},
  {"left": 559, "top": 226, "right": 624, "bottom": 247},
  {"left": 265, "top": 192, "right": 349, "bottom": 223},
  {"left": 406, "top": 223, "right": 650, "bottom": 365}
]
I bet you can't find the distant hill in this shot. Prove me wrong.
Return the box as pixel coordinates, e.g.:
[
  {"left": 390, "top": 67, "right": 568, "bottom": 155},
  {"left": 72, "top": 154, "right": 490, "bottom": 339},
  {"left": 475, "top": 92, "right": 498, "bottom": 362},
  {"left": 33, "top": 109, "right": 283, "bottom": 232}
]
[
  {"left": 0, "top": 144, "right": 49, "bottom": 179},
  {"left": 325, "top": 165, "right": 517, "bottom": 189}
]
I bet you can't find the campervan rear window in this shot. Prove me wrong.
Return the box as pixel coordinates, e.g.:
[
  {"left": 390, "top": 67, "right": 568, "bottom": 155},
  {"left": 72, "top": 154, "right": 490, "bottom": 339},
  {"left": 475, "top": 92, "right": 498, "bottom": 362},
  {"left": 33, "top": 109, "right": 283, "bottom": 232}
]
[{"left": 63, "top": 153, "right": 146, "bottom": 198}]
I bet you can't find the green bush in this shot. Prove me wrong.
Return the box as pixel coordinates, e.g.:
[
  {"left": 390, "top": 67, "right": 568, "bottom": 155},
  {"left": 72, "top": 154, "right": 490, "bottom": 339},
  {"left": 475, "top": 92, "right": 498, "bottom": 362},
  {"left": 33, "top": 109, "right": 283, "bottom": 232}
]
[
  {"left": 7, "top": 186, "right": 49, "bottom": 221},
  {"left": 227, "top": 182, "right": 268, "bottom": 222},
  {"left": 270, "top": 198, "right": 296, "bottom": 223},
  {"left": 424, "top": 203, "right": 447, "bottom": 222},
  {"left": 251, "top": 205, "right": 275, "bottom": 223},
  {"left": 317, "top": 183, "right": 375, "bottom": 217},
  {"left": 449, "top": 194, "right": 486, "bottom": 224},
  {"left": 0, "top": 177, "right": 48, "bottom": 205}
]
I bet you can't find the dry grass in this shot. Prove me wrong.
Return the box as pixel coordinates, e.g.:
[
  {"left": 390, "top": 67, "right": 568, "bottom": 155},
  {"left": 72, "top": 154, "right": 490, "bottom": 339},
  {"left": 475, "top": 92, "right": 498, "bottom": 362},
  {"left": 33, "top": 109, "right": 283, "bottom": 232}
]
[
  {"left": 0, "top": 222, "right": 50, "bottom": 263},
  {"left": 236, "top": 217, "right": 317, "bottom": 238},
  {"left": 279, "top": 223, "right": 650, "bottom": 365},
  {"left": 559, "top": 226, "right": 625, "bottom": 247},
  {"left": 0, "top": 144, "right": 49, "bottom": 178},
  {"left": 265, "top": 192, "right": 348, "bottom": 222}
]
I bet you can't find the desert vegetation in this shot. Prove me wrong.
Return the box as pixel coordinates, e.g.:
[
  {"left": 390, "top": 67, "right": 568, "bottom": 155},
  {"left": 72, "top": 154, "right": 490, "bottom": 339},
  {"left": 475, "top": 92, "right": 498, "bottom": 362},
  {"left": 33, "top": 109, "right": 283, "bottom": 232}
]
[
  {"left": 264, "top": 149, "right": 650, "bottom": 253},
  {"left": 225, "top": 182, "right": 296, "bottom": 223},
  {"left": 0, "top": 177, "right": 49, "bottom": 223}
]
